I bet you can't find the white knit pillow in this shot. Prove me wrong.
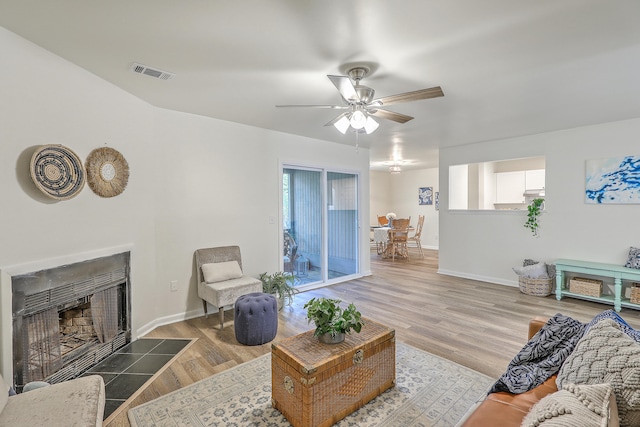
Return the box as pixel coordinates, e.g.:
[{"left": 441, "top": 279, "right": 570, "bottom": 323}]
[
  {"left": 201, "top": 261, "right": 242, "bottom": 283},
  {"left": 557, "top": 318, "right": 640, "bottom": 426},
  {"left": 521, "top": 383, "right": 619, "bottom": 427}
]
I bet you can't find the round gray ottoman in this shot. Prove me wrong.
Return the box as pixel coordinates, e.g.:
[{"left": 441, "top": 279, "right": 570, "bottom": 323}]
[{"left": 234, "top": 292, "right": 278, "bottom": 345}]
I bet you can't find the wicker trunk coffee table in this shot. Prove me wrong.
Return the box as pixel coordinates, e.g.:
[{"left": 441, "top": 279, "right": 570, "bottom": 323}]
[{"left": 271, "top": 318, "right": 395, "bottom": 427}]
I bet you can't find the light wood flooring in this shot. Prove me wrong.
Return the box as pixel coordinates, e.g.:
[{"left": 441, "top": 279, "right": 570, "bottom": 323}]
[{"left": 105, "top": 248, "right": 640, "bottom": 426}]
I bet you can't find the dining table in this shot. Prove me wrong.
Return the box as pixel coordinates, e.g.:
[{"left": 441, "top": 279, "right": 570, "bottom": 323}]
[
  {"left": 372, "top": 226, "right": 389, "bottom": 255},
  {"left": 371, "top": 225, "right": 414, "bottom": 259}
]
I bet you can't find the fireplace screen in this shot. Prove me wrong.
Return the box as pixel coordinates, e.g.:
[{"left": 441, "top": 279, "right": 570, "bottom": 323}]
[
  {"left": 12, "top": 252, "right": 131, "bottom": 390},
  {"left": 92, "top": 287, "right": 119, "bottom": 343},
  {"left": 23, "top": 307, "right": 62, "bottom": 381}
]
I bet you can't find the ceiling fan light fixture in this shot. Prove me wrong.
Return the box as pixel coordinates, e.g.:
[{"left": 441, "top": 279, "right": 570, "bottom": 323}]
[
  {"left": 364, "top": 116, "right": 379, "bottom": 134},
  {"left": 350, "top": 110, "right": 366, "bottom": 129},
  {"left": 334, "top": 116, "right": 350, "bottom": 134}
]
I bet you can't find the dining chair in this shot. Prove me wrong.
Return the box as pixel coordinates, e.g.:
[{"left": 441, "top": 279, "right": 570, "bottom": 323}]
[
  {"left": 408, "top": 215, "right": 425, "bottom": 258},
  {"left": 388, "top": 218, "right": 410, "bottom": 261},
  {"left": 377, "top": 215, "right": 389, "bottom": 226}
]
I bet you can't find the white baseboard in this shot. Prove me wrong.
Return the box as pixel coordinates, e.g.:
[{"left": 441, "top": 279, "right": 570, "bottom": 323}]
[
  {"left": 135, "top": 308, "right": 203, "bottom": 339},
  {"left": 437, "top": 268, "right": 518, "bottom": 288}
]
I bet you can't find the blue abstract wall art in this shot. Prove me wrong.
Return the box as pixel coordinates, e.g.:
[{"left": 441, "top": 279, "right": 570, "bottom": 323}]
[{"left": 585, "top": 156, "right": 640, "bottom": 204}]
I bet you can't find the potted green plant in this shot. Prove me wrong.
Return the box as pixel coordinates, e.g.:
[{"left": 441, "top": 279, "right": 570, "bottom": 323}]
[
  {"left": 259, "top": 272, "right": 298, "bottom": 310},
  {"left": 304, "top": 297, "right": 364, "bottom": 344},
  {"left": 524, "top": 198, "right": 545, "bottom": 237}
]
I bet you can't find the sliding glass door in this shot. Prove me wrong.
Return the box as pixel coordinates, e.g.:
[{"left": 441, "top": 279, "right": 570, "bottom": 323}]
[
  {"left": 282, "top": 166, "right": 359, "bottom": 287},
  {"left": 283, "top": 167, "right": 324, "bottom": 285},
  {"left": 327, "top": 172, "right": 358, "bottom": 279}
]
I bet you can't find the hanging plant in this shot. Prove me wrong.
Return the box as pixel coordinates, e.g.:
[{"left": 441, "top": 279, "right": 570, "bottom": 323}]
[{"left": 524, "top": 198, "right": 545, "bottom": 237}]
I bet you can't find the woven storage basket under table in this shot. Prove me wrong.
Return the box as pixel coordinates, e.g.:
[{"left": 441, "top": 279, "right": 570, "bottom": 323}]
[
  {"left": 518, "top": 276, "right": 553, "bottom": 297},
  {"left": 631, "top": 283, "right": 640, "bottom": 304},
  {"left": 271, "top": 318, "right": 395, "bottom": 427},
  {"left": 569, "top": 277, "right": 603, "bottom": 297}
]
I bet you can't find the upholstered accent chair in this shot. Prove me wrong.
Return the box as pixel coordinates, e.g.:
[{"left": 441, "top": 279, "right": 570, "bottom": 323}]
[{"left": 195, "top": 246, "right": 262, "bottom": 329}]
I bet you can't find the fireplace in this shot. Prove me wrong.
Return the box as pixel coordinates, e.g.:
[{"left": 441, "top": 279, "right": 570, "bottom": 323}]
[{"left": 11, "top": 252, "right": 131, "bottom": 391}]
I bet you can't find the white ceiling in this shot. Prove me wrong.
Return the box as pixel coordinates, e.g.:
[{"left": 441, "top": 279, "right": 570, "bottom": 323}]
[{"left": 2, "top": 1, "right": 640, "bottom": 171}]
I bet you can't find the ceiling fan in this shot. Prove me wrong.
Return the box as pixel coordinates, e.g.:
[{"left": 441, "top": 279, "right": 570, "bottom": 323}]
[{"left": 276, "top": 66, "right": 444, "bottom": 134}]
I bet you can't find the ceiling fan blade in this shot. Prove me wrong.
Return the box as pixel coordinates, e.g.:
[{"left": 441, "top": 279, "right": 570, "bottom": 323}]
[
  {"left": 324, "top": 112, "right": 349, "bottom": 127},
  {"left": 368, "top": 109, "right": 414, "bottom": 124},
  {"left": 275, "top": 104, "right": 347, "bottom": 109},
  {"left": 327, "top": 75, "right": 360, "bottom": 103},
  {"left": 373, "top": 86, "right": 444, "bottom": 106}
]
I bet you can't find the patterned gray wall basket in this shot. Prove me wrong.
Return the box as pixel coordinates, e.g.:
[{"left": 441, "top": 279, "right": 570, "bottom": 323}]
[{"left": 30, "top": 144, "right": 85, "bottom": 200}]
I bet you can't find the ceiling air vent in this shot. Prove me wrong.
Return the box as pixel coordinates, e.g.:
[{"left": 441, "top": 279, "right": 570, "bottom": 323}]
[{"left": 130, "top": 62, "right": 175, "bottom": 80}]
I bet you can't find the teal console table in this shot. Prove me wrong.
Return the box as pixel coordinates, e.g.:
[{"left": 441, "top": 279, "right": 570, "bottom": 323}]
[{"left": 555, "top": 259, "right": 640, "bottom": 312}]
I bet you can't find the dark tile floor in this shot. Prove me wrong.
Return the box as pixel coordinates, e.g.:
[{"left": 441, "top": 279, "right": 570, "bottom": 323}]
[{"left": 82, "top": 338, "right": 191, "bottom": 420}]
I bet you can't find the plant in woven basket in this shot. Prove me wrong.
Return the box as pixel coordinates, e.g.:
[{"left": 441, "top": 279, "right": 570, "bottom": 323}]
[
  {"left": 524, "top": 198, "right": 545, "bottom": 237},
  {"left": 304, "top": 298, "right": 363, "bottom": 343},
  {"left": 259, "top": 272, "right": 298, "bottom": 310}
]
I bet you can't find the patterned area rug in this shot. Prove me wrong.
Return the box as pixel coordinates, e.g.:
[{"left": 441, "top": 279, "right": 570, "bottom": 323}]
[{"left": 128, "top": 342, "right": 493, "bottom": 427}]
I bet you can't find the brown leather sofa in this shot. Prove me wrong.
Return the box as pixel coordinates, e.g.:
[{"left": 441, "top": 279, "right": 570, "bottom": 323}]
[{"left": 460, "top": 317, "right": 557, "bottom": 427}]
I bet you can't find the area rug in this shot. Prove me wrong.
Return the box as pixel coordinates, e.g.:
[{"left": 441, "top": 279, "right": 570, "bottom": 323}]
[{"left": 128, "top": 342, "right": 493, "bottom": 427}]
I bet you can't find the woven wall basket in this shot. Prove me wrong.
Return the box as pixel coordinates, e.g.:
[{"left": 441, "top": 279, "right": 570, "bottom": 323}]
[
  {"left": 30, "top": 144, "right": 85, "bottom": 200},
  {"left": 85, "top": 147, "right": 129, "bottom": 198}
]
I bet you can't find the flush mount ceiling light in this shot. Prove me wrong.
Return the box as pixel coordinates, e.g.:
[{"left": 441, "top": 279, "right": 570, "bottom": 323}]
[{"left": 389, "top": 164, "right": 402, "bottom": 174}]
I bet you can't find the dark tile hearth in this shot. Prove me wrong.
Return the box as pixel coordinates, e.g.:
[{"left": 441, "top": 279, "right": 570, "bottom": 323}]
[{"left": 82, "top": 338, "right": 191, "bottom": 420}]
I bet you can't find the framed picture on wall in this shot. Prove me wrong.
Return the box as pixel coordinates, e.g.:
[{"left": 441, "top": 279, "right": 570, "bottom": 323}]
[
  {"left": 435, "top": 192, "right": 439, "bottom": 210},
  {"left": 419, "top": 187, "right": 433, "bottom": 205},
  {"left": 585, "top": 156, "right": 640, "bottom": 204}
]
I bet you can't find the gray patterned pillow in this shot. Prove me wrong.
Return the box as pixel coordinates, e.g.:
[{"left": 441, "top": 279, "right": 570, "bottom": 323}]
[
  {"left": 513, "top": 262, "right": 549, "bottom": 279},
  {"left": 557, "top": 318, "right": 640, "bottom": 427},
  {"left": 521, "top": 383, "right": 619, "bottom": 427},
  {"left": 624, "top": 247, "right": 640, "bottom": 269}
]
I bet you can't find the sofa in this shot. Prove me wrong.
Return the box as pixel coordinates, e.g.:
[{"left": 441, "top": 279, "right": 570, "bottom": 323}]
[
  {"left": 460, "top": 317, "right": 557, "bottom": 426},
  {"left": 459, "top": 310, "right": 640, "bottom": 427},
  {"left": 1, "top": 372, "right": 105, "bottom": 426}
]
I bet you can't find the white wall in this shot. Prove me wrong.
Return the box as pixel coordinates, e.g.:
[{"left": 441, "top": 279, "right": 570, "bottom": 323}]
[
  {"left": 0, "top": 26, "right": 371, "bottom": 379},
  {"left": 389, "top": 169, "right": 440, "bottom": 249},
  {"left": 439, "top": 119, "right": 640, "bottom": 285},
  {"left": 151, "top": 110, "right": 372, "bottom": 326},
  {"left": 449, "top": 165, "right": 468, "bottom": 210},
  {"left": 370, "top": 171, "right": 392, "bottom": 224},
  {"left": 0, "top": 26, "right": 158, "bottom": 379}
]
